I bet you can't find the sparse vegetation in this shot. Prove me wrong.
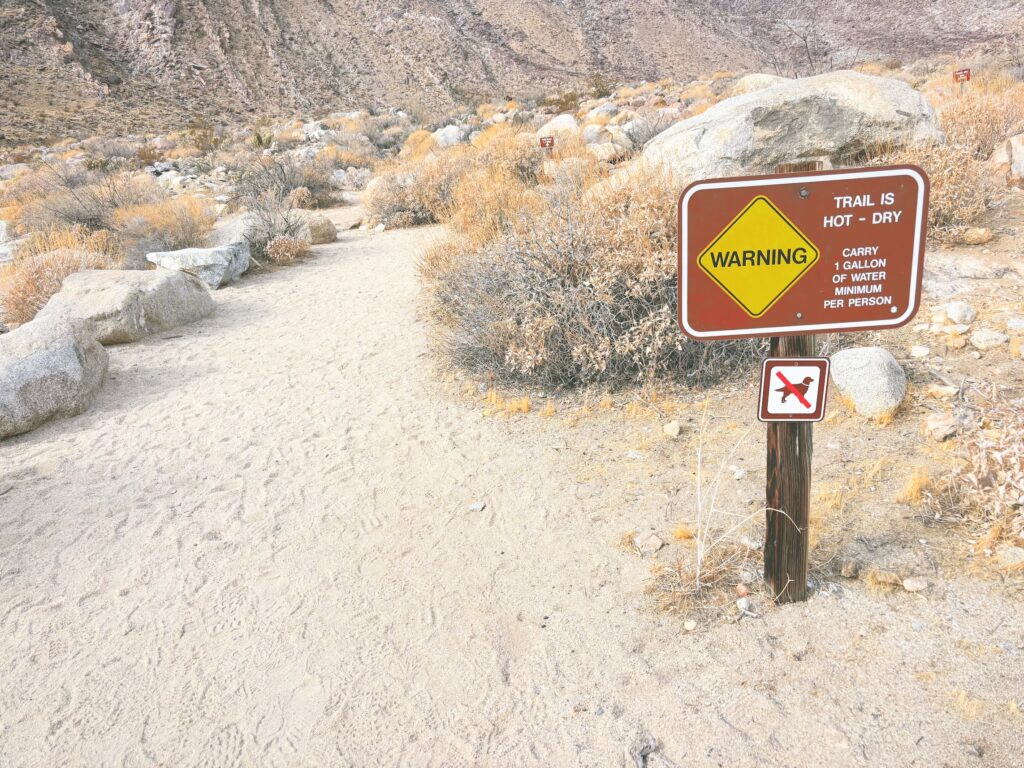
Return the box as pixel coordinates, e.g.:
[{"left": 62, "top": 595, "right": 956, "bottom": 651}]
[
  {"left": 927, "top": 397, "right": 1024, "bottom": 553},
  {"left": 0, "top": 227, "right": 123, "bottom": 324},
  {"left": 264, "top": 235, "right": 311, "bottom": 266}
]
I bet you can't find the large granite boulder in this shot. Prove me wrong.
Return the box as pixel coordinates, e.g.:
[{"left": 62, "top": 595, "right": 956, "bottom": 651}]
[
  {"left": 537, "top": 114, "right": 579, "bottom": 137},
  {"left": 830, "top": 347, "right": 908, "bottom": 419},
  {"left": 643, "top": 71, "right": 941, "bottom": 179},
  {"left": 37, "top": 269, "right": 215, "bottom": 345},
  {"left": 0, "top": 314, "right": 108, "bottom": 439},
  {"left": 146, "top": 242, "right": 250, "bottom": 289}
]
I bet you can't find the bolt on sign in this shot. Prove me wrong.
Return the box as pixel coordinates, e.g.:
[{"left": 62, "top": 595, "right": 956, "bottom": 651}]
[
  {"left": 953, "top": 68, "right": 971, "bottom": 83},
  {"left": 757, "top": 358, "right": 830, "bottom": 422},
  {"left": 677, "top": 166, "right": 929, "bottom": 340},
  {"left": 539, "top": 136, "right": 555, "bottom": 149}
]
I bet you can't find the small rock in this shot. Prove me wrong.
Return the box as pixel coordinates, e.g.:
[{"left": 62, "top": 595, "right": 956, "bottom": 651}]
[
  {"left": 683, "top": 620, "right": 697, "bottom": 632},
  {"left": 634, "top": 532, "right": 664, "bottom": 556},
  {"left": 943, "top": 301, "right": 976, "bottom": 325},
  {"left": 736, "top": 597, "right": 751, "bottom": 612},
  {"left": 467, "top": 501, "right": 486, "bottom": 513},
  {"left": 946, "top": 333, "right": 968, "bottom": 350},
  {"left": 969, "top": 329, "right": 1009, "bottom": 351},
  {"left": 924, "top": 413, "right": 962, "bottom": 442},
  {"left": 961, "top": 227, "right": 992, "bottom": 245},
  {"left": 910, "top": 345, "right": 930, "bottom": 358},
  {"left": 374, "top": 223, "right": 385, "bottom": 232},
  {"left": 995, "top": 545, "right": 1024, "bottom": 568},
  {"left": 902, "top": 576, "right": 929, "bottom": 593},
  {"left": 1007, "top": 316, "right": 1024, "bottom": 332},
  {"left": 731, "top": 465, "right": 747, "bottom": 480},
  {"left": 302, "top": 214, "right": 337, "bottom": 245},
  {"left": 662, "top": 420, "right": 681, "bottom": 438},
  {"left": 926, "top": 384, "right": 959, "bottom": 400},
  {"left": 839, "top": 559, "right": 861, "bottom": 579}
]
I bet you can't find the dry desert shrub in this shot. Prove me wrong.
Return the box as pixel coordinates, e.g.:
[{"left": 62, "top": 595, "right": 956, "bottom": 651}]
[
  {"left": 111, "top": 195, "right": 215, "bottom": 260},
  {"left": 366, "top": 147, "right": 477, "bottom": 228},
  {"left": 648, "top": 411, "right": 761, "bottom": 613},
  {"left": 233, "top": 158, "right": 316, "bottom": 257},
  {"left": 421, "top": 163, "right": 761, "bottom": 387},
  {"left": 1, "top": 162, "right": 163, "bottom": 235},
  {"left": 264, "top": 236, "right": 311, "bottom": 266},
  {"left": 0, "top": 227, "right": 122, "bottom": 324},
  {"left": 869, "top": 142, "right": 997, "bottom": 241},
  {"left": 927, "top": 397, "right": 1024, "bottom": 551},
  {"left": 938, "top": 80, "right": 1024, "bottom": 159},
  {"left": 401, "top": 130, "right": 438, "bottom": 161},
  {"left": 316, "top": 143, "right": 376, "bottom": 171}
]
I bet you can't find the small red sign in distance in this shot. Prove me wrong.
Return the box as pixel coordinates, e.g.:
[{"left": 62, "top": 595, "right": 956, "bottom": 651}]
[
  {"left": 954, "top": 68, "right": 971, "bottom": 83},
  {"left": 677, "top": 165, "right": 929, "bottom": 340},
  {"left": 539, "top": 136, "right": 555, "bottom": 149}
]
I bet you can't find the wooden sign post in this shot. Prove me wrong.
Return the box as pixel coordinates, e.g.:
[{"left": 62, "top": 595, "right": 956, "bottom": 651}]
[{"left": 678, "top": 166, "right": 929, "bottom": 603}]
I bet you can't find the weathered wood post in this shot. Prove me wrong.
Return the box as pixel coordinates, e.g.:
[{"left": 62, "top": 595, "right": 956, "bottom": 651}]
[{"left": 764, "top": 334, "right": 814, "bottom": 603}]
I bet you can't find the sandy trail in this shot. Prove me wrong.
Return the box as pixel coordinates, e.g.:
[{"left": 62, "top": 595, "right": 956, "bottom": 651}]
[{"left": 1, "top": 209, "right": 1021, "bottom": 767}]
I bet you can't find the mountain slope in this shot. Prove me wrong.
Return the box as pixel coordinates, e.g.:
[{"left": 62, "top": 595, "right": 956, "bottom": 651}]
[{"left": 0, "top": 0, "right": 1019, "bottom": 143}]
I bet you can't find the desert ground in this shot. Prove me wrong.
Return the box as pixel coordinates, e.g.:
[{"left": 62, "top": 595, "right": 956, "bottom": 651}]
[{"left": 1, "top": 201, "right": 1022, "bottom": 767}]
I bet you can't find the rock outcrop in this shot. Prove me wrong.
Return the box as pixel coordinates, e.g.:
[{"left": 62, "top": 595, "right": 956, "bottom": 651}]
[
  {"left": 0, "top": 314, "right": 108, "bottom": 439},
  {"left": 37, "top": 269, "right": 215, "bottom": 345},
  {"left": 643, "top": 71, "right": 941, "bottom": 179},
  {"left": 146, "top": 243, "right": 250, "bottom": 289}
]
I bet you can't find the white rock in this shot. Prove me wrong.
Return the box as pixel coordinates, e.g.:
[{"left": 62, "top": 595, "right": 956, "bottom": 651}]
[
  {"left": 683, "top": 620, "right": 697, "bottom": 632},
  {"left": 37, "top": 269, "right": 214, "bottom": 345},
  {"left": 537, "top": 114, "right": 579, "bottom": 137},
  {"left": 644, "top": 71, "right": 940, "bottom": 179},
  {"left": 910, "top": 345, "right": 930, "bottom": 358},
  {"left": 902, "top": 577, "right": 928, "bottom": 593},
  {"left": 1007, "top": 316, "right": 1024, "bottom": 331},
  {"left": 431, "top": 124, "right": 467, "bottom": 149},
  {"left": 969, "top": 329, "right": 1009, "bottom": 350},
  {"left": 995, "top": 545, "right": 1024, "bottom": 568},
  {"left": 582, "top": 124, "right": 611, "bottom": 145},
  {"left": 146, "top": 242, "right": 250, "bottom": 289},
  {"left": 943, "top": 301, "right": 976, "bottom": 325},
  {"left": 830, "top": 347, "right": 907, "bottom": 419},
  {"left": 634, "top": 532, "right": 664, "bottom": 555},
  {"left": 468, "top": 501, "right": 486, "bottom": 513},
  {"left": 924, "top": 412, "right": 961, "bottom": 442},
  {"left": 662, "top": 420, "right": 681, "bottom": 438},
  {"left": 0, "top": 314, "right": 108, "bottom": 439}
]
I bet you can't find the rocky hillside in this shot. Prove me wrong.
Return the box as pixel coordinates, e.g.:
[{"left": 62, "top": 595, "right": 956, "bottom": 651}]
[{"left": 1, "top": 0, "right": 1021, "bottom": 143}]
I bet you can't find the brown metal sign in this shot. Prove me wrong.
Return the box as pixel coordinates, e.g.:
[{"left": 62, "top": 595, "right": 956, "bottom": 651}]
[
  {"left": 758, "top": 357, "right": 830, "bottom": 422},
  {"left": 677, "top": 166, "right": 929, "bottom": 340}
]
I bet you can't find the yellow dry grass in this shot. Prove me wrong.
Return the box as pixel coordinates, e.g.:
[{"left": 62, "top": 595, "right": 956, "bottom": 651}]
[
  {"left": 897, "top": 466, "right": 931, "bottom": 505},
  {"left": 401, "top": 130, "right": 438, "bottom": 161},
  {"left": 0, "top": 227, "right": 123, "bottom": 324}
]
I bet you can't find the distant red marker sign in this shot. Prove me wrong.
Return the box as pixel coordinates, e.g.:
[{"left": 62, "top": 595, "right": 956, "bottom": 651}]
[
  {"left": 954, "top": 68, "right": 971, "bottom": 83},
  {"left": 758, "top": 358, "right": 830, "bottom": 422},
  {"left": 539, "top": 136, "right": 555, "bottom": 149},
  {"left": 678, "top": 166, "right": 929, "bottom": 340}
]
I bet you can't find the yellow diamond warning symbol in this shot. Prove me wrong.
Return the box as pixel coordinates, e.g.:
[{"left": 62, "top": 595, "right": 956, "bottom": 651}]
[{"left": 697, "top": 196, "right": 819, "bottom": 317}]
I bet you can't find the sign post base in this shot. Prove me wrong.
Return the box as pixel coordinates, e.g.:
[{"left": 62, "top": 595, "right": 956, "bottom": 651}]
[{"left": 764, "top": 334, "right": 813, "bottom": 603}]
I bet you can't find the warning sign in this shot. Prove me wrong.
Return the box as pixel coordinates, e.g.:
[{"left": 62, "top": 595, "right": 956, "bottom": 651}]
[
  {"left": 678, "top": 166, "right": 929, "bottom": 339},
  {"left": 698, "top": 196, "right": 819, "bottom": 317},
  {"left": 954, "top": 68, "right": 971, "bottom": 83},
  {"left": 758, "top": 357, "right": 830, "bottom": 422}
]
